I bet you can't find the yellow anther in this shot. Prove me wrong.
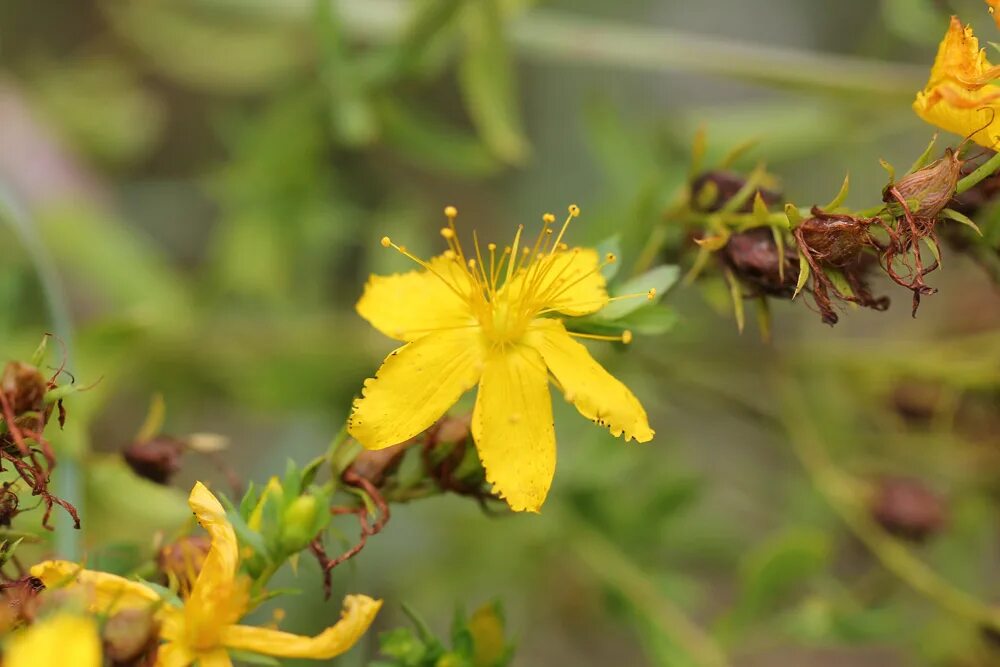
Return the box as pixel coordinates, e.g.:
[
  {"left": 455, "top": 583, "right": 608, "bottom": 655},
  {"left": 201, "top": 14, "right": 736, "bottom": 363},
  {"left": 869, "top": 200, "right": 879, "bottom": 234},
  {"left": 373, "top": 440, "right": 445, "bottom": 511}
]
[
  {"left": 647, "top": 288, "right": 656, "bottom": 299},
  {"left": 380, "top": 236, "right": 391, "bottom": 248},
  {"left": 558, "top": 242, "right": 568, "bottom": 250},
  {"left": 568, "top": 204, "right": 580, "bottom": 217},
  {"left": 444, "top": 250, "right": 457, "bottom": 260},
  {"left": 488, "top": 242, "right": 497, "bottom": 251},
  {"left": 444, "top": 205, "right": 458, "bottom": 218},
  {"left": 468, "top": 259, "right": 477, "bottom": 269},
  {"left": 622, "top": 330, "right": 633, "bottom": 344},
  {"left": 543, "top": 213, "right": 556, "bottom": 224},
  {"left": 441, "top": 227, "right": 455, "bottom": 239}
]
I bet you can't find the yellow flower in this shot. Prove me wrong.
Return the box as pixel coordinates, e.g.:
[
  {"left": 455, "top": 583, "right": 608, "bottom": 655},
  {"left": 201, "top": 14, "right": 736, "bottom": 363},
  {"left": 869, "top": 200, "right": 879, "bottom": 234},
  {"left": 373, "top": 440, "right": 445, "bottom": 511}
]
[
  {"left": 4, "top": 613, "right": 101, "bottom": 667},
  {"left": 349, "top": 205, "right": 654, "bottom": 512},
  {"left": 913, "top": 16, "right": 1000, "bottom": 146},
  {"left": 32, "top": 482, "right": 381, "bottom": 667},
  {"left": 988, "top": 0, "right": 1000, "bottom": 30}
]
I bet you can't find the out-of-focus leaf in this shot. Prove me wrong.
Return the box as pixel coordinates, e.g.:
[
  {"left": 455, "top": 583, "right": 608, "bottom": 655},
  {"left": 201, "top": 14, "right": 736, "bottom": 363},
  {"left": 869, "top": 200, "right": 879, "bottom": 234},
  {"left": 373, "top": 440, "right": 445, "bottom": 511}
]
[
  {"left": 881, "top": 0, "right": 945, "bottom": 46},
  {"left": 27, "top": 56, "right": 165, "bottom": 165},
  {"left": 101, "top": 1, "right": 309, "bottom": 94},
  {"left": 85, "top": 457, "right": 189, "bottom": 544},
  {"left": 734, "top": 529, "right": 831, "bottom": 623},
  {"left": 377, "top": 98, "right": 502, "bottom": 177},
  {"left": 458, "top": 0, "right": 529, "bottom": 164},
  {"left": 315, "top": 0, "right": 378, "bottom": 146},
  {"left": 372, "top": 0, "right": 466, "bottom": 83},
  {"left": 595, "top": 235, "right": 623, "bottom": 280}
]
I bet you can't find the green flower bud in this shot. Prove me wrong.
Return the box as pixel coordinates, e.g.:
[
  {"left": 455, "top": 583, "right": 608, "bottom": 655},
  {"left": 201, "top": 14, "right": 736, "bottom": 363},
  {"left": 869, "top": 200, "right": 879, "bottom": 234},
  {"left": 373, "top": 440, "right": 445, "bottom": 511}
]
[{"left": 280, "top": 494, "right": 321, "bottom": 554}]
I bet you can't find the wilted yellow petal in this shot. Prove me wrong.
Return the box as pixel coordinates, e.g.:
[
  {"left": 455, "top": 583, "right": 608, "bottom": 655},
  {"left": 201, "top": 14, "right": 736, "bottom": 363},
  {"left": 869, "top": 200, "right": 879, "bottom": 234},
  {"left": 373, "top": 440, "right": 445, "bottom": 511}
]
[
  {"left": 357, "top": 254, "right": 477, "bottom": 341},
  {"left": 472, "top": 344, "right": 555, "bottom": 512},
  {"left": 503, "top": 249, "right": 607, "bottom": 316},
  {"left": 914, "top": 16, "right": 1000, "bottom": 146},
  {"left": 31, "top": 560, "right": 160, "bottom": 614},
  {"left": 185, "top": 482, "right": 241, "bottom": 624},
  {"left": 526, "top": 319, "right": 654, "bottom": 443},
  {"left": 222, "top": 595, "right": 382, "bottom": 659},
  {"left": 349, "top": 329, "right": 484, "bottom": 450},
  {"left": 5, "top": 614, "right": 101, "bottom": 667}
]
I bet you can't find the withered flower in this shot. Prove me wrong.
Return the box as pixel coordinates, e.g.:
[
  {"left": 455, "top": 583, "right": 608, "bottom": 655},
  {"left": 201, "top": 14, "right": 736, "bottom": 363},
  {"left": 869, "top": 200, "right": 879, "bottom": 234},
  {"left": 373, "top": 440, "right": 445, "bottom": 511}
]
[
  {"left": 123, "top": 436, "right": 186, "bottom": 485},
  {"left": 719, "top": 228, "right": 799, "bottom": 298}
]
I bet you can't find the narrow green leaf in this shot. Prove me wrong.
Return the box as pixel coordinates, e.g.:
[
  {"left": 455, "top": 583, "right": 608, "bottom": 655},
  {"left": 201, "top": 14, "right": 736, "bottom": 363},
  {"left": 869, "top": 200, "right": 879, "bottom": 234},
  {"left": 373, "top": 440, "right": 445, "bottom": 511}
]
[
  {"left": 752, "top": 191, "right": 770, "bottom": 225},
  {"left": 907, "top": 133, "right": 938, "bottom": 174},
  {"left": 718, "top": 138, "right": 759, "bottom": 169},
  {"left": 689, "top": 125, "right": 707, "bottom": 178},
  {"left": 923, "top": 236, "right": 942, "bottom": 266},
  {"left": 879, "top": 158, "right": 896, "bottom": 183},
  {"left": 723, "top": 268, "right": 745, "bottom": 333},
  {"left": 755, "top": 296, "right": 771, "bottom": 343},
  {"left": 822, "top": 173, "right": 850, "bottom": 211},
  {"left": 940, "top": 207, "right": 983, "bottom": 235},
  {"left": 458, "top": 0, "right": 528, "bottom": 163},
  {"left": 771, "top": 226, "right": 786, "bottom": 283},
  {"left": 784, "top": 203, "right": 803, "bottom": 228},
  {"left": 793, "top": 250, "right": 810, "bottom": 300}
]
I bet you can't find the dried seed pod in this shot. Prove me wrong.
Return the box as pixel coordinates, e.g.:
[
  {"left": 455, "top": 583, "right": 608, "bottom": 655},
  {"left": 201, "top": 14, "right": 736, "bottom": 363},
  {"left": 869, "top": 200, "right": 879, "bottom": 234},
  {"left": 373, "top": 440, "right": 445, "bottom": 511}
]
[
  {"left": 886, "top": 148, "right": 963, "bottom": 220},
  {"left": 870, "top": 476, "right": 947, "bottom": 543},
  {"left": 157, "top": 535, "right": 211, "bottom": 596},
  {"left": 691, "top": 170, "right": 781, "bottom": 213},
  {"left": 719, "top": 228, "right": 799, "bottom": 298},
  {"left": 0, "top": 362, "right": 46, "bottom": 416},
  {"left": 123, "top": 436, "right": 186, "bottom": 485}
]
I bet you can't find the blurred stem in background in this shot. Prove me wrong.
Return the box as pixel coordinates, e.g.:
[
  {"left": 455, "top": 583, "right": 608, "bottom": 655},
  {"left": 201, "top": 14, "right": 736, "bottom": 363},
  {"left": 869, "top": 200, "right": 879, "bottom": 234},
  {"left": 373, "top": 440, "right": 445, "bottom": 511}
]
[
  {"left": 0, "top": 186, "right": 81, "bottom": 561},
  {"left": 200, "top": 0, "right": 926, "bottom": 98}
]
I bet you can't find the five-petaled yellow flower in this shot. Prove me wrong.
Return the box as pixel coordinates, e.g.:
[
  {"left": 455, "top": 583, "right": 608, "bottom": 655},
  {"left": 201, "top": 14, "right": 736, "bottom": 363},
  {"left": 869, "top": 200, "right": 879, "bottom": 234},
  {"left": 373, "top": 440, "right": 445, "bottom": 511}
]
[
  {"left": 349, "top": 205, "right": 655, "bottom": 512},
  {"left": 4, "top": 613, "right": 101, "bottom": 667},
  {"left": 32, "top": 482, "right": 381, "bottom": 667},
  {"left": 913, "top": 15, "right": 1000, "bottom": 146}
]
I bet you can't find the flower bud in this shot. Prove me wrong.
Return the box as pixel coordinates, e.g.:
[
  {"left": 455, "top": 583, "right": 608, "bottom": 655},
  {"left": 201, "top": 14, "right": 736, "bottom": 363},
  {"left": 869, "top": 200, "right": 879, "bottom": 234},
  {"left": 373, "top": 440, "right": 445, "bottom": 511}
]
[
  {"left": 870, "top": 476, "right": 947, "bottom": 543},
  {"left": 885, "top": 149, "right": 962, "bottom": 220},
  {"left": 280, "top": 494, "right": 323, "bottom": 553}
]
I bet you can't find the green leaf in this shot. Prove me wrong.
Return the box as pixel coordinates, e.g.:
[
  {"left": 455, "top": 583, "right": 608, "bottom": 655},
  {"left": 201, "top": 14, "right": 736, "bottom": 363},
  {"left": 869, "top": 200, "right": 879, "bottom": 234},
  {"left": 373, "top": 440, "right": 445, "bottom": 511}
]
[
  {"left": 784, "top": 203, "right": 804, "bottom": 229},
  {"left": 458, "top": 0, "right": 528, "bottom": 163},
  {"left": 376, "top": 97, "right": 502, "bottom": 177},
  {"left": 771, "top": 226, "right": 786, "bottom": 283},
  {"left": 597, "top": 265, "right": 679, "bottom": 320},
  {"left": 227, "top": 651, "right": 282, "bottom": 666},
  {"left": 879, "top": 158, "right": 896, "bottom": 183},
  {"left": 315, "top": 0, "right": 378, "bottom": 146},
  {"left": 940, "top": 207, "right": 983, "bottom": 235},
  {"left": 752, "top": 191, "right": 770, "bottom": 224},
  {"left": 923, "top": 235, "right": 942, "bottom": 266},
  {"left": 218, "top": 493, "right": 270, "bottom": 558},
  {"left": 723, "top": 268, "right": 745, "bottom": 333},
  {"left": 793, "top": 250, "right": 810, "bottom": 300},
  {"left": 822, "top": 173, "right": 850, "bottom": 211},
  {"left": 907, "top": 134, "right": 938, "bottom": 174}
]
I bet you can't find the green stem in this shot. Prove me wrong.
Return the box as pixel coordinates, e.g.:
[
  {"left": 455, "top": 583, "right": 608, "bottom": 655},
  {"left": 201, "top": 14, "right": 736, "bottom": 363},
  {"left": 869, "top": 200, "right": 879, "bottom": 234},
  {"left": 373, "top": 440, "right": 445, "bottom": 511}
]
[
  {"left": 560, "top": 509, "right": 730, "bottom": 667},
  {"left": 0, "top": 186, "right": 81, "bottom": 561},
  {"left": 201, "top": 0, "right": 924, "bottom": 97},
  {"left": 956, "top": 149, "right": 1000, "bottom": 195}
]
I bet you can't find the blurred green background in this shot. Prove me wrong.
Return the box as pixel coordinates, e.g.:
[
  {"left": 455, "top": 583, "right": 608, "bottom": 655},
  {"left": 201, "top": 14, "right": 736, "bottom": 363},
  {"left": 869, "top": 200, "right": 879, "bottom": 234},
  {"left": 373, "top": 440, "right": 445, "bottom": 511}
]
[{"left": 1, "top": 0, "right": 1000, "bottom": 665}]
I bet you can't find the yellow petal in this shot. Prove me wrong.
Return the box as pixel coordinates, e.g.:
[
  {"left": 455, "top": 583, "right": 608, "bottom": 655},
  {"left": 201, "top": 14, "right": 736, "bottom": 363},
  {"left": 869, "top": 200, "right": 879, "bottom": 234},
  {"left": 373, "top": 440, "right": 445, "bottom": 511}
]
[
  {"left": 503, "top": 249, "right": 608, "bottom": 316},
  {"left": 156, "top": 641, "right": 197, "bottom": 667},
  {"left": 915, "top": 17, "right": 1000, "bottom": 146},
  {"left": 990, "top": 0, "right": 1000, "bottom": 30},
  {"left": 525, "top": 319, "right": 654, "bottom": 443},
  {"left": 349, "top": 328, "right": 484, "bottom": 450},
  {"left": 471, "top": 344, "right": 555, "bottom": 512},
  {"left": 186, "top": 482, "right": 240, "bottom": 621},
  {"left": 5, "top": 613, "right": 101, "bottom": 667},
  {"left": 357, "top": 254, "right": 477, "bottom": 341},
  {"left": 222, "top": 594, "right": 382, "bottom": 659},
  {"left": 30, "top": 560, "right": 160, "bottom": 614},
  {"left": 195, "top": 649, "right": 233, "bottom": 667}
]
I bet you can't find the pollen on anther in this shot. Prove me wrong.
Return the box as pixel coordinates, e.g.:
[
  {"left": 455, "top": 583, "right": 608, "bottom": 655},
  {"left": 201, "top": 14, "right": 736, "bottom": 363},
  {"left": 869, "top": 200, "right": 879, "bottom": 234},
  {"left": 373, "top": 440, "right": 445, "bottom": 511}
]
[
  {"left": 487, "top": 243, "right": 497, "bottom": 251},
  {"left": 647, "top": 288, "right": 657, "bottom": 300},
  {"left": 444, "top": 205, "right": 458, "bottom": 218},
  {"left": 622, "top": 330, "right": 633, "bottom": 344},
  {"left": 543, "top": 213, "right": 555, "bottom": 224},
  {"left": 568, "top": 204, "right": 580, "bottom": 217},
  {"left": 380, "top": 236, "right": 391, "bottom": 248},
  {"left": 444, "top": 250, "right": 456, "bottom": 260},
  {"left": 441, "top": 227, "right": 455, "bottom": 239}
]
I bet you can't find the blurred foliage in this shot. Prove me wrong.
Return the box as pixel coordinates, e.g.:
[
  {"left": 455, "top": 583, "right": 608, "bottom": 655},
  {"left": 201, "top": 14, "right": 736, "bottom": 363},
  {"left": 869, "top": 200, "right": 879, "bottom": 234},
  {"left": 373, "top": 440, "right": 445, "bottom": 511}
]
[{"left": 0, "top": 0, "right": 999, "bottom": 665}]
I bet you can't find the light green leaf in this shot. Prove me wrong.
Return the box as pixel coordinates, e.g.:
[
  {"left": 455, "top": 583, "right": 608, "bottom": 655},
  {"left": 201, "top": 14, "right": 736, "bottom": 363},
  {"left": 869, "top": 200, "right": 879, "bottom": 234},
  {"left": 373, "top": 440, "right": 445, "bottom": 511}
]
[
  {"left": 822, "top": 173, "right": 850, "bottom": 211},
  {"left": 940, "top": 207, "right": 983, "bottom": 235},
  {"left": 907, "top": 134, "right": 938, "bottom": 174},
  {"left": 793, "top": 251, "right": 810, "bottom": 300}
]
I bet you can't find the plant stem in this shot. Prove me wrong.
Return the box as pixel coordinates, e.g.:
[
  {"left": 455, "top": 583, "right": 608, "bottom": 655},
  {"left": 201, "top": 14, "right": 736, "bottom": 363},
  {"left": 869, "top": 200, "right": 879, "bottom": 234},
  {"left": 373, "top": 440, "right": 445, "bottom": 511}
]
[
  {"left": 202, "top": 0, "right": 925, "bottom": 98},
  {"left": 0, "top": 186, "right": 81, "bottom": 561},
  {"left": 956, "top": 149, "right": 1000, "bottom": 194},
  {"left": 562, "top": 509, "right": 730, "bottom": 667},
  {"left": 782, "top": 390, "right": 1000, "bottom": 632}
]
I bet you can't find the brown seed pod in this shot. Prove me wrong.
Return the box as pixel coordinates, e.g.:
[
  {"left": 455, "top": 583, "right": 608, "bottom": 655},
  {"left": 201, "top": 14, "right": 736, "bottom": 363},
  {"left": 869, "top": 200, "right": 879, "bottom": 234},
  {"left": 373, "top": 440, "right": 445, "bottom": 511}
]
[
  {"left": 870, "top": 476, "right": 947, "bottom": 543},
  {"left": 123, "top": 436, "right": 186, "bottom": 485},
  {"left": 886, "top": 148, "right": 963, "bottom": 221},
  {"left": 719, "top": 228, "right": 799, "bottom": 298}
]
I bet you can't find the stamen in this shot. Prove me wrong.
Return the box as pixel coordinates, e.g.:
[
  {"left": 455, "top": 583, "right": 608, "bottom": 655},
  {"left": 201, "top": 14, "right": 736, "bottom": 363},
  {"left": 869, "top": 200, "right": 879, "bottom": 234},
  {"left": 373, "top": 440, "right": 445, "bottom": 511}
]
[
  {"left": 380, "top": 236, "right": 391, "bottom": 248},
  {"left": 562, "top": 329, "right": 633, "bottom": 344},
  {"left": 550, "top": 204, "right": 580, "bottom": 255},
  {"left": 380, "top": 237, "right": 467, "bottom": 300},
  {"left": 506, "top": 225, "right": 525, "bottom": 283}
]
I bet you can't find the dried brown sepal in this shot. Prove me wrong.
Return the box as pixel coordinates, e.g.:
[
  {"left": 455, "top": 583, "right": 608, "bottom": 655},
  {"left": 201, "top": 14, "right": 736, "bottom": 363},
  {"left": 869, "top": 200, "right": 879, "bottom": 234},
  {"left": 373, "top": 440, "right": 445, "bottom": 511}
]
[
  {"left": 0, "top": 360, "right": 80, "bottom": 530},
  {"left": 793, "top": 208, "right": 890, "bottom": 325},
  {"left": 870, "top": 476, "right": 947, "bottom": 543}
]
